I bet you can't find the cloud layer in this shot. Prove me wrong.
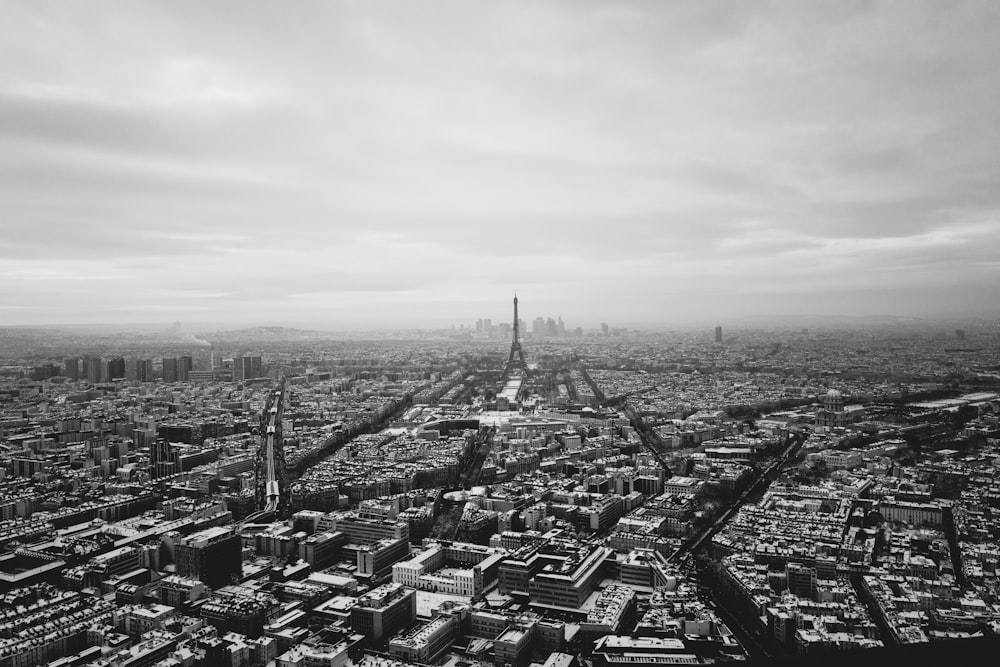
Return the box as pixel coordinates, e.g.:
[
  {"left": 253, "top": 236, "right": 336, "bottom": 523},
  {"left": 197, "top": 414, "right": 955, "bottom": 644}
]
[{"left": 2, "top": 1, "right": 999, "bottom": 328}]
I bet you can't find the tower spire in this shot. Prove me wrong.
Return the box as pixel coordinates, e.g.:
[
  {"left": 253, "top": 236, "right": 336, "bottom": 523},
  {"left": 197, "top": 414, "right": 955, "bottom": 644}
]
[{"left": 512, "top": 293, "right": 520, "bottom": 345}]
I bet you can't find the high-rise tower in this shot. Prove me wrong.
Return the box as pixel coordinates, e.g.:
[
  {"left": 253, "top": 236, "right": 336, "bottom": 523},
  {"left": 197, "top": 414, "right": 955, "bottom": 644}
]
[{"left": 501, "top": 294, "right": 529, "bottom": 383}]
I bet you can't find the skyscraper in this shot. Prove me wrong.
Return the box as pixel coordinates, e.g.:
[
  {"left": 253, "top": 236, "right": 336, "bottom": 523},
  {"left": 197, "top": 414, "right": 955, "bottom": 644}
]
[
  {"left": 163, "top": 357, "right": 178, "bottom": 382},
  {"left": 64, "top": 358, "right": 80, "bottom": 381},
  {"left": 233, "top": 356, "right": 263, "bottom": 382},
  {"left": 107, "top": 357, "right": 126, "bottom": 380},
  {"left": 179, "top": 356, "right": 193, "bottom": 381},
  {"left": 85, "top": 356, "right": 102, "bottom": 383},
  {"left": 137, "top": 359, "right": 154, "bottom": 382},
  {"left": 715, "top": 325, "right": 723, "bottom": 343}
]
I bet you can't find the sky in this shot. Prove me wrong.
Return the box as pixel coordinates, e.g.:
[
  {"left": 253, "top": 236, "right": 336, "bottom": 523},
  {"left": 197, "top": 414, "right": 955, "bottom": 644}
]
[{"left": 1, "top": 1, "right": 999, "bottom": 330}]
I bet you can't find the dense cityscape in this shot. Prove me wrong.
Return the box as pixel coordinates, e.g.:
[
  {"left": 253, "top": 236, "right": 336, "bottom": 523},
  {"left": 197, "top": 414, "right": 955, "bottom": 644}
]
[
  {"left": 1, "top": 298, "right": 999, "bottom": 667},
  {"left": 4, "top": 3, "right": 1000, "bottom": 667}
]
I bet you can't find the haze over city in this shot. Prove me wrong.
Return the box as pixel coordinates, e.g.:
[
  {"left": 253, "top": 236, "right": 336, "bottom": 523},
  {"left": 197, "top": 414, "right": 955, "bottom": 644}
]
[{"left": 2, "top": 1, "right": 999, "bottom": 329}]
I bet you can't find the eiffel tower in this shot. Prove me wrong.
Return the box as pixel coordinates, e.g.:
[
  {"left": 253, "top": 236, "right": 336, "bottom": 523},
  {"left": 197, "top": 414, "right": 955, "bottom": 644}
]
[{"left": 500, "top": 293, "right": 529, "bottom": 382}]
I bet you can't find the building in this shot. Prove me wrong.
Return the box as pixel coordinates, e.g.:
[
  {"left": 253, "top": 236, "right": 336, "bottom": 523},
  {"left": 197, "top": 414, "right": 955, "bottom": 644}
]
[
  {"left": 150, "top": 438, "right": 174, "bottom": 479},
  {"left": 275, "top": 641, "right": 349, "bottom": 667},
  {"left": 85, "top": 356, "right": 102, "bottom": 383},
  {"left": 388, "top": 615, "right": 458, "bottom": 665},
  {"left": 233, "top": 356, "right": 263, "bottom": 382},
  {"left": 786, "top": 562, "right": 818, "bottom": 599},
  {"left": 163, "top": 356, "right": 192, "bottom": 382},
  {"left": 319, "top": 513, "right": 408, "bottom": 545},
  {"left": 107, "top": 357, "right": 126, "bottom": 381},
  {"left": 350, "top": 583, "right": 416, "bottom": 645},
  {"left": 299, "top": 532, "right": 345, "bottom": 570},
  {"left": 158, "top": 575, "right": 207, "bottom": 607},
  {"left": 593, "top": 636, "right": 696, "bottom": 667},
  {"left": 136, "top": 359, "right": 154, "bottom": 382},
  {"left": 581, "top": 585, "right": 636, "bottom": 635},
  {"left": 174, "top": 527, "right": 242, "bottom": 589},
  {"left": 494, "top": 625, "right": 533, "bottom": 666},
  {"left": 529, "top": 544, "right": 611, "bottom": 608},
  {"left": 122, "top": 603, "right": 176, "bottom": 636},
  {"left": 583, "top": 495, "right": 625, "bottom": 533},
  {"left": 392, "top": 541, "right": 505, "bottom": 597},
  {"left": 815, "top": 389, "right": 865, "bottom": 429},
  {"left": 356, "top": 537, "right": 410, "bottom": 580},
  {"left": 498, "top": 541, "right": 612, "bottom": 608},
  {"left": 664, "top": 476, "right": 703, "bottom": 496},
  {"left": 593, "top": 636, "right": 695, "bottom": 667},
  {"left": 715, "top": 325, "right": 723, "bottom": 343},
  {"left": 878, "top": 500, "right": 944, "bottom": 528}
]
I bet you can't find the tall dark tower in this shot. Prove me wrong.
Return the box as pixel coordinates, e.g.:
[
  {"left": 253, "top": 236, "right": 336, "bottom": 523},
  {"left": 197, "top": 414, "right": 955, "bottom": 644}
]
[{"left": 501, "top": 294, "right": 529, "bottom": 382}]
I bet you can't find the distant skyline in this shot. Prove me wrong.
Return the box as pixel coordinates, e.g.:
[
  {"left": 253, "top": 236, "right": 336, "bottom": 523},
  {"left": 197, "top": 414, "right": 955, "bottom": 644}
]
[{"left": 2, "top": 2, "right": 999, "bottom": 328}]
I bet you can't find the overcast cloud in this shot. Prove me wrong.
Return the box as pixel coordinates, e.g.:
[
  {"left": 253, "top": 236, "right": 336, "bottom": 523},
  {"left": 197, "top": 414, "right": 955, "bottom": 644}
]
[{"left": 1, "top": 0, "right": 999, "bottom": 329}]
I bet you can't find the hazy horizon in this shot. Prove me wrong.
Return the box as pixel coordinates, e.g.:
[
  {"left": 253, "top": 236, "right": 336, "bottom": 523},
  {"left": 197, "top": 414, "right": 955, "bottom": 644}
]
[
  {"left": 3, "top": 2, "right": 1000, "bottom": 328},
  {"left": 3, "top": 310, "right": 999, "bottom": 337}
]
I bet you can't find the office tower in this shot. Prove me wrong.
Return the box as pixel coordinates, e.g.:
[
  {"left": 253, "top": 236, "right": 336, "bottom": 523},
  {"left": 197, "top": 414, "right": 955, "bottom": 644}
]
[
  {"left": 179, "top": 356, "right": 193, "bottom": 381},
  {"left": 125, "top": 358, "right": 138, "bottom": 381},
  {"left": 233, "top": 357, "right": 248, "bottom": 382},
  {"left": 533, "top": 317, "right": 545, "bottom": 336},
  {"left": 107, "top": 357, "right": 126, "bottom": 380},
  {"left": 64, "top": 358, "right": 80, "bottom": 381},
  {"left": 174, "top": 527, "right": 242, "bottom": 588},
  {"left": 85, "top": 356, "right": 102, "bottom": 383},
  {"left": 233, "top": 356, "right": 263, "bottom": 382},
  {"left": 194, "top": 352, "right": 213, "bottom": 372},
  {"left": 601, "top": 322, "right": 609, "bottom": 335},
  {"left": 715, "top": 325, "right": 723, "bottom": 343},
  {"left": 163, "top": 358, "right": 178, "bottom": 382},
  {"left": 137, "top": 359, "right": 154, "bottom": 382},
  {"left": 557, "top": 316, "right": 565, "bottom": 336},
  {"left": 31, "top": 364, "right": 61, "bottom": 381}
]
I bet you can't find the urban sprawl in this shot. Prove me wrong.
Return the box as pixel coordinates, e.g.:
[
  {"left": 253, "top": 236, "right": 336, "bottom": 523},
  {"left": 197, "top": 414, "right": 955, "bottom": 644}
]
[{"left": 1, "top": 303, "right": 1000, "bottom": 667}]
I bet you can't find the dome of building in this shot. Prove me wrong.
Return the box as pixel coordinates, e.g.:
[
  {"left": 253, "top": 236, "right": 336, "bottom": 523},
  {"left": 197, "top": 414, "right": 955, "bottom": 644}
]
[{"left": 823, "top": 389, "right": 845, "bottom": 413}]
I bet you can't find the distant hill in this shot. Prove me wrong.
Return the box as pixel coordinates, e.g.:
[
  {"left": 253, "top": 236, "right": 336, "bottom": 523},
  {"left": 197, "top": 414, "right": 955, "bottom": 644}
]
[{"left": 203, "top": 326, "right": 335, "bottom": 342}]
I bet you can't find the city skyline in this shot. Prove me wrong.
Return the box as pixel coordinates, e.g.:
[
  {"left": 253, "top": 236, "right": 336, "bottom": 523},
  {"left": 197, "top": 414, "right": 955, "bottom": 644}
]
[{"left": 2, "top": 2, "right": 1000, "bottom": 328}]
